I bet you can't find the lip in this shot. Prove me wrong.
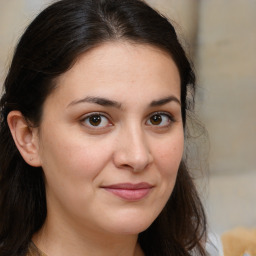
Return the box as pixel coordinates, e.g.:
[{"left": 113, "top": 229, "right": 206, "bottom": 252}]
[{"left": 101, "top": 182, "right": 154, "bottom": 201}]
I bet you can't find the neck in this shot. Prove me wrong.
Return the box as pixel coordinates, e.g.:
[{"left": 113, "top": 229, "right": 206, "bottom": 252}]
[{"left": 33, "top": 216, "right": 144, "bottom": 256}]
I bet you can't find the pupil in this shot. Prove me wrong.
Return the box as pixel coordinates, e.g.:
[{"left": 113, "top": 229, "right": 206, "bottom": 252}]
[
  {"left": 151, "top": 115, "right": 162, "bottom": 125},
  {"left": 89, "top": 115, "right": 101, "bottom": 126}
]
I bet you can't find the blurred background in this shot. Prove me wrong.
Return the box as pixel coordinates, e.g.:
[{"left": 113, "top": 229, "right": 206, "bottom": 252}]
[{"left": 0, "top": 0, "right": 256, "bottom": 238}]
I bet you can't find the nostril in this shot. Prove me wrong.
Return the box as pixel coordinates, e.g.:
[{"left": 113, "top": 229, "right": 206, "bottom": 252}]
[{"left": 121, "top": 164, "right": 133, "bottom": 170}]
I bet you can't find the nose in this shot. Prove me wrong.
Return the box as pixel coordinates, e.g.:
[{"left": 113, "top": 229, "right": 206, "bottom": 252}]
[{"left": 113, "top": 126, "right": 153, "bottom": 172}]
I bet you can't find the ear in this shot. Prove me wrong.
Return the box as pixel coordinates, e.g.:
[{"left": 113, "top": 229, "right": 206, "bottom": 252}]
[{"left": 7, "top": 111, "right": 42, "bottom": 167}]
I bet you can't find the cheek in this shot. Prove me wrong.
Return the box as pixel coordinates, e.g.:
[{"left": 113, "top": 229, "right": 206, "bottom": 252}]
[
  {"left": 40, "top": 134, "right": 114, "bottom": 209},
  {"left": 152, "top": 133, "right": 184, "bottom": 198},
  {"left": 39, "top": 129, "right": 114, "bottom": 185},
  {"left": 155, "top": 136, "right": 184, "bottom": 173},
  {"left": 147, "top": 134, "right": 184, "bottom": 218}
]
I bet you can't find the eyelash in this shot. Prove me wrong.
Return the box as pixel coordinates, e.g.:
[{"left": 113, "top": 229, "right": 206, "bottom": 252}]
[
  {"left": 80, "top": 111, "right": 175, "bottom": 129},
  {"left": 146, "top": 112, "right": 175, "bottom": 128},
  {"left": 80, "top": 112, "right": 113, "bottom": 129}
]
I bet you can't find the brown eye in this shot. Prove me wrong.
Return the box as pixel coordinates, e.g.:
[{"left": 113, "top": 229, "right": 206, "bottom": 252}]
[
  {"left": 146, "top": 112, "right": 173, "bottom": 127},
  {"left": 89, "top": 115, "right": 102, "bottom": 126},
  {"left": 150, "top": 114, "right": 162, "bottom": 125},
  {"left": 82, "top": 114, "right": 111, "bottom": 128}
]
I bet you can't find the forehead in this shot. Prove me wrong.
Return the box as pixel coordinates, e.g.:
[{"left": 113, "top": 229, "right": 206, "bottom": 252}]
[{"left": 47, "top": 41, "right": 181, "bottom": 107}]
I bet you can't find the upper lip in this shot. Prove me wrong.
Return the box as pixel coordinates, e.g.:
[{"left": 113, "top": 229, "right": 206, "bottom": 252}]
[{"left": 101, "top": 182, "right": 153, "bottom": 190}]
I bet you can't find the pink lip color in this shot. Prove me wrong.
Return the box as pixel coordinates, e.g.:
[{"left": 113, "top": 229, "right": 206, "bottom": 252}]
[{"left": 102, "top": 183, "right": 153, "bottom": 201}]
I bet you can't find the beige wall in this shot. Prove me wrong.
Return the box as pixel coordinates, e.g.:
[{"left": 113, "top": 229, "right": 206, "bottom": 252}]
[
  {"left": 196, "top": 0, "right": 256, "bottom": 234},
  {"left": 0, "top": 0, "right": 53, "bottom": 85},
  {"left": 146, "top": 0, "right": 199, "bottom": 57},
  {"left": 197, "top": 0, "right": 256, "bottom": 175},
  {"left": 0, "top": 1, "right": 24, "bottom": 84},
  {"left": 0, "top": 0, "right": 256, "bottom": 236}
]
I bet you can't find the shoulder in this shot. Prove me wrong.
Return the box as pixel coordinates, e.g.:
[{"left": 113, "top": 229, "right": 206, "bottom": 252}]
[
  {"left": 26, "top": 242, "right": 43, "bottom": 256},
  {"left": 206, "top": 232, "right": 224, "bottom": 256}
]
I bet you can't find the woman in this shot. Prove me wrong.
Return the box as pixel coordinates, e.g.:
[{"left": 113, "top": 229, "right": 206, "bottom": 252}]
[{"left": 0, "top": 0, "right": 207, "bottom": 255}]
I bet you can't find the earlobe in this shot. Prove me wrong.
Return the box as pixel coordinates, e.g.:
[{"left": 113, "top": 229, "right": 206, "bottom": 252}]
[{"left": 7, "top": 111, "right": 42, "bottom": 167}]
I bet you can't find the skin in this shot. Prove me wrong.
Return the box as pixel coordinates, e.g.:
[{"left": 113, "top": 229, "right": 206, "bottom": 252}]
[{"left": 8, "top": 42, "right": 183, "bottom": 256}]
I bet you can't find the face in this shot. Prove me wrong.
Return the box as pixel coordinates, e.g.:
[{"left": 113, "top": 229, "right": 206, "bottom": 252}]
[{"left": 36, "top": 42, "right": 184, "bottom": 236}]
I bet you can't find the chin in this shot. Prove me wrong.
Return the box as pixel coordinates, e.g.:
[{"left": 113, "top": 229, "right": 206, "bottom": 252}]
[
  {"left": 102, "top": 212, "right": 156, "bottom": 235},
  {"left": 109, "top": 223, "right": 151, "bottom": 235}
]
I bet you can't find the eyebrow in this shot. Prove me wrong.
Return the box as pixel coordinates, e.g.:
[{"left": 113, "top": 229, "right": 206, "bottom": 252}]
[
  {"left": 67, "top": 96, "right": 122, "bottom": 109},
  {"left": 150, "top": 96, "right": 181, "bottom": 107},
  {"left": 67, "top": 95, "right": 180, "bottom": 109}
]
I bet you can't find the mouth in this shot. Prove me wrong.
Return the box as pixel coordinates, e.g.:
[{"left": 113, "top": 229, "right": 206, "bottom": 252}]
[{"left": 101, "top": 182, "right": 154, "bottom": 201}]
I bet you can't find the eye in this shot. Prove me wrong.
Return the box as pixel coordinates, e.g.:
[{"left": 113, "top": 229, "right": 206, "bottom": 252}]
[
  {"left": 82, "top": 113, "right": 112, "bottom": 128},
  {"left": 146, "top": 112, "right": 174, "bottom": 127}
]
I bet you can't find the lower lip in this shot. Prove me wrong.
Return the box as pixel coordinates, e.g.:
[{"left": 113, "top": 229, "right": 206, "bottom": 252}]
[{"left": 103, "top": 188, "right": 152, "bottom": 201}]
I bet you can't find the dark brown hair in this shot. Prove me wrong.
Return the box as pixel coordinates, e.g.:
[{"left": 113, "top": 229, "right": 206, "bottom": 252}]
[{"left": 0, "top": 0, "right": 207, "bottom": 255}]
